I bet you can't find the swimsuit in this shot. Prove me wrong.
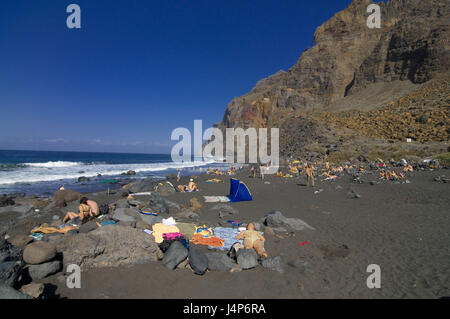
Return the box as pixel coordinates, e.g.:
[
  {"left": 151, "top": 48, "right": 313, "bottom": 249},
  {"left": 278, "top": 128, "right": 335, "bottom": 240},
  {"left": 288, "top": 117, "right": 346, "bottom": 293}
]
[{"left": 243, "top": 230, "right": 260, "bottom": 245}]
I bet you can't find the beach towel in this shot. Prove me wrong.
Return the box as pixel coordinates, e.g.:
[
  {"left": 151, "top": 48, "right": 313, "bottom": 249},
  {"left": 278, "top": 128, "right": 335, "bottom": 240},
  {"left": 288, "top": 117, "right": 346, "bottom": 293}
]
[
  {"left": 152, "top": 223, "right": 180, "bottom": 243},
  {"left": 175, "top": 223, "right": 196, "bottom": 241},
  {"left": 31, "top": 225, "right": 78, "bottom": 235},
  {"left": 194, "top": 225, "right": 214, "bottom": 238},
  {"left": 100, "top": 220, "right": 116, "bottom": 226},
  {"left": 191, "top": 234, "right": 224, "bottom": 247},
  {"left": 203, "top": 196, "right": 230, "bottom": 203},
  {"left": 29, "top": 233, "right": 44, "bottom": 241},
  {"left": 208, "top": 227, "right": 265, "bottom": 251}
]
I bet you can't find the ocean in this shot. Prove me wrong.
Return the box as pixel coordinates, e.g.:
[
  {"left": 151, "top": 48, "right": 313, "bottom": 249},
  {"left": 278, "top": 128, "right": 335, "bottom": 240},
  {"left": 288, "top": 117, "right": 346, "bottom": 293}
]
[{"left": 0, "top": 150, "right": 222, "bottom": 196}]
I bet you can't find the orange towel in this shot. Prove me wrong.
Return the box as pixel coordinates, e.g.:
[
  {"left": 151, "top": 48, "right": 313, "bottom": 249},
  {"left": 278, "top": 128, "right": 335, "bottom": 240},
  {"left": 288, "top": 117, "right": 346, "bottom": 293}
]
[
  {"left": 31, "top": 225, "right": 78, "bottom": 235},
  {"left": 191, "top": 234, "right": 224, "bottom": 247}
]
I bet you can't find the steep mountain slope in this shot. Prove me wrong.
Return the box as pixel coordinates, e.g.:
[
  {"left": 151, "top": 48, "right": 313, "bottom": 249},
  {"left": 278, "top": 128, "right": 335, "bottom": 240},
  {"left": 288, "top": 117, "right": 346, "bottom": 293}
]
[{"left": 214, "top": 0, "right": 449, "bottom": 161}]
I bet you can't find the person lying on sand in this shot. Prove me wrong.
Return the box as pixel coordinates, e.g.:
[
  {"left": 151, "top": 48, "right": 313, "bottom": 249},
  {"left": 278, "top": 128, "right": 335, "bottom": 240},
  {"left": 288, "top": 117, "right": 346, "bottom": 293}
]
[
  {"left": 177, "top": 179, "right": 198, "bottom": 192},
  {"left": 236, "top": 223, "right": 268, "bottom": 258},
  {"left": 62, "top": 197, "right": 99, "bottom": 223},
  {"left": 403, "top": 164, "right": 414, "bottom": 172}
]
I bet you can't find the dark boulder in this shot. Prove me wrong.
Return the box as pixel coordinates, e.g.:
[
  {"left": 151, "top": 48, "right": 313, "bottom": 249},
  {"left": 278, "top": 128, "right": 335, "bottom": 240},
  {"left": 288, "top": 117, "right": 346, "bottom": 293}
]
[
  {"left": 0, "top": 284, "right": 33, "bottom": 299},
  {"left": 0, "top": 261, "right": 23, "bottom": 287},
  {"left": 206, "top": 253, "right": 233, "bottom": 272},
  {"left": 236, "top": 249, "right": 258, "bottom": 270},
  {"left": 27, "top": 260, "right": 62, "bottom": 280},
  {"left": 52, "top": 189, "right": 82, "bottom": 208},
  {"left": 162, "top": 241, "right": 188, "bottom": 270},
  {"left": 0, "top": 239, "right": 23, "bottom": 263},
  {"left": 78, "top": 220, "right": 99, "bottom": 233},
  {"left": 188, "top": 247, "right": 208, "bottom": 275},
  {"left": 0, "top": 195, "right": 15, "bottom": 207}
]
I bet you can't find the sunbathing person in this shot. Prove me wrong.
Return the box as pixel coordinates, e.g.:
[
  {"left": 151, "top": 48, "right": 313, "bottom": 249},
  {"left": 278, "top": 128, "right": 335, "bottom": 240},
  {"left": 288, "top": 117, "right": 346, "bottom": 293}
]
[
  {"left": 62, "top": 197, "right": 97, "bottom": 223},
  {"left": 177, "top": 179, "right": 199, "bottom": 192},
  {"left": 236, "top": 223, "right": 268, "bottom": 258}
]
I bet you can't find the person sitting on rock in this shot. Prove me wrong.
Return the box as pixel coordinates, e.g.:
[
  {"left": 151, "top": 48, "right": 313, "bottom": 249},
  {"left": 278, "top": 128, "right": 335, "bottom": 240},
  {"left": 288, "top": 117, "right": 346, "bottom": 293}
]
[
  {"left": 236, "top": 223, "right": 268, "bottom": 258},
  {"left": 62, "top": 197, "right": 90, "bottom": 223}
]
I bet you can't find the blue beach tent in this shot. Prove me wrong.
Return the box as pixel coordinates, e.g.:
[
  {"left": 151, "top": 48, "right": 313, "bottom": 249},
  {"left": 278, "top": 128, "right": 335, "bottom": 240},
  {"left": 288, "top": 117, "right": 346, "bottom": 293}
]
[{"left": 227, "top": 179, "right": 253, "bottom": 202}]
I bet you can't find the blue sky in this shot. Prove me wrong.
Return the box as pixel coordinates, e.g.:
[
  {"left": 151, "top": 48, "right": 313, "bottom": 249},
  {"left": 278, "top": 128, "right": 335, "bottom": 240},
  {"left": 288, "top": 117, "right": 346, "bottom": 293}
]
[{"left": 0, "top": 0, "right": 355, "bottom": 154}]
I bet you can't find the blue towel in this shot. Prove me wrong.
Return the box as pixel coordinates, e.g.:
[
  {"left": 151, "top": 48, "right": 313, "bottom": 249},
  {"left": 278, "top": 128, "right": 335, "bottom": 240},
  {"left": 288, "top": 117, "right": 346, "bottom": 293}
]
[{"left": 208, "top": 227, "right": 265, "bottom": 252}]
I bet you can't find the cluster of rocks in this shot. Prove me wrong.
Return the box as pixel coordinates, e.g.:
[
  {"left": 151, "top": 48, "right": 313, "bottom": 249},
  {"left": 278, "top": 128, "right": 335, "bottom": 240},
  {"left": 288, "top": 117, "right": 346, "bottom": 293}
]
[
  {"left": 160, "top": 239, "right": 284, "bottom": 275},
  {"left": 0, "top": 238, "right": 60, "bottom": 299}
]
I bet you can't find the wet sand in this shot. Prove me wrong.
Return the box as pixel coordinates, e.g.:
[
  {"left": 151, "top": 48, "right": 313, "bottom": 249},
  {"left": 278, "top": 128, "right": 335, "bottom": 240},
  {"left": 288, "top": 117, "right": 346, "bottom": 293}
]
[{"left": 34, "top": 168, "right": 450, "bottom": 299}]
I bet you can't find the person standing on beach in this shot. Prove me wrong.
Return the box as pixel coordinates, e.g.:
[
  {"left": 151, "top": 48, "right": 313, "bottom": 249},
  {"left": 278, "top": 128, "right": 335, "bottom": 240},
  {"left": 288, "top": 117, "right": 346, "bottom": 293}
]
[{"left": 306, "top": 163, "right": 315, "bottom": 187}]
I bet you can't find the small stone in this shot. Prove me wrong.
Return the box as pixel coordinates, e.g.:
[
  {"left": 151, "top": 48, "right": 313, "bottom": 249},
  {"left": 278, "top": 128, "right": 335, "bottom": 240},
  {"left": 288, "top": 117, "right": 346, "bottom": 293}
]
[
  {"left": 19, "top": 283, "right": 44, "bottom": 299},
  {"left": 261, "top": 256, "right": 284, "bottom": 273}
]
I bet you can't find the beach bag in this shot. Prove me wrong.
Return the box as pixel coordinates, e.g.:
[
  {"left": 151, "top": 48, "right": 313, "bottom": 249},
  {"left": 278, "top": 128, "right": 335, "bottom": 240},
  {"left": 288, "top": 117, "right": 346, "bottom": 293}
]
[{"left": 99, "top": 204, "right": 109, "bottom": 215}]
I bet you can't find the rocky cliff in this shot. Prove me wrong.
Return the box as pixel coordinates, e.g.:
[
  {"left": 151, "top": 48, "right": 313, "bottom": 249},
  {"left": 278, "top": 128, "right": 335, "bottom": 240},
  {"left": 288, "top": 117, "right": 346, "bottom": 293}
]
[{"left": 214, "top": 0, "right": 449, "bottom": 161}]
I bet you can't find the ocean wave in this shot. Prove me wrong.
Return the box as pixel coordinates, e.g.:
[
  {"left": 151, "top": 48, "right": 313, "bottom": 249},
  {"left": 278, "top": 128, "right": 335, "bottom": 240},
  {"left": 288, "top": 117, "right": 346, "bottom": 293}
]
[
  {"left": 0, "top": 159, "right": 217, "bottom": 185},
  {"left": 24, "top": 161, "right": 84, "bottom": 168}
]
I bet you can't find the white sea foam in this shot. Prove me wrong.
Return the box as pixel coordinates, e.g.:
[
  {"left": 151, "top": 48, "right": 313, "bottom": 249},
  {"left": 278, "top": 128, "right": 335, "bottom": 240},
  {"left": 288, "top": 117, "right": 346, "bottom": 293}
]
[
  {"left": 24, "top": 161, "right": 83, "bottom": 168},
  {"left": 0, "top": 159, "right": 216, "bottom": 185}
]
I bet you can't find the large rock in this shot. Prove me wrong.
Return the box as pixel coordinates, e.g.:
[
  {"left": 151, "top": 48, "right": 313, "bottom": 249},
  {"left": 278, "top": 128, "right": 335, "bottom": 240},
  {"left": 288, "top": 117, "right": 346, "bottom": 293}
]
[
  {"left": 148, "top": 193, "right": 169, "bottom": 214},
  {"left": 8, "top": 234, "right": 33, "bottom": 248},
  {"left": 138, "top": 214, "right": 163, "bottom": 226},
  {"left": 0, "top": 204, "right": 33, "bottom": 215},
  {"left": 236, "top": 249, "right": 258, "bottom": 270},
  {"left": 0, "top": 195, "right": 15, "bottom": 207},
  {"left": 112, "top": 208, "right": 137, "bottom": 222},
  {"left": 210, "top": 204, "right": 239, "bottom": 219},
  {"left": 261, "top": 256, "right": 284, "bottom": 274},
  {"left": 23, "top": 241, "right": 56, "bottom": 265},
  {"left": 0, "top": 239, "right": 23, "bottom": 263},
  {"left": 189, "top": 198, "right": 202, "bottom": 212},
  {"left": 206, "top": 253, "right": 233, "bottom": 272},
  {"left": 0, "top": 284, "right": 33, "bottom": 299},
  {"left": 53, "top": 189, "right": 82, "bottom": 208},
  {"left": 157, "top": 182, "right": 176, "bottom": 196},
  {"left": 176, "top": 208, "right": 199, "bottom": 221},
  {"left": 162, "top": 241, "right": 188, "bottom": 270},
  {"left": 260, "top": 211, "right": 315, "bottom": 232},
  {"left": 0, "top": 261, "right": 22, "bottom": 287},
  {"left": 56, "top": 225, "right": 159, "bottom": 269},
  {"left": 78, "top": 220, "right": 99, "bottom": 233},
  {"left": 27, "top": 260, "right": 62, "bottom": 280},
  {"left": 188, "top": 247, "right": 208, "bottom": 275},
  {"left": 127, "top": 177, "right": 156, "bottom": 193}
]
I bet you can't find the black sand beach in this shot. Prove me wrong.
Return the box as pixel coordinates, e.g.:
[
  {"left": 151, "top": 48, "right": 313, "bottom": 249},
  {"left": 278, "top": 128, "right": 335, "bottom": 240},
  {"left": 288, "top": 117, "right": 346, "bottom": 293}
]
[{"left": 2, "top": 165, "right": 448, "bottom": 299}]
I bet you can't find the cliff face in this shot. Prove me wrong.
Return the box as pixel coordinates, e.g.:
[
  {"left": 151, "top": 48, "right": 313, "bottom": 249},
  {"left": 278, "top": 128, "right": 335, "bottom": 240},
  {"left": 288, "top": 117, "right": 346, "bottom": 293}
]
[{"left": 215, "top": 0, "right": 449, "bottom": 160}]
